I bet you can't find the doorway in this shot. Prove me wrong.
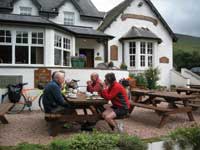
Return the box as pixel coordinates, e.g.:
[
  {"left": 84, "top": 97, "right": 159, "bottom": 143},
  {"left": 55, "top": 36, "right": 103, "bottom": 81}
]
[{"left": 79, "top": 49, "right": 94, "bottom": 68}]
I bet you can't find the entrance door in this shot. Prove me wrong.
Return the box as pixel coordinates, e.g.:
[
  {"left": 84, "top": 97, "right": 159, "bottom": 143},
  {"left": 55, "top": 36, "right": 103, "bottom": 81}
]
[{"left": 79, "top": 49, "right": 94, "bottom": 68}]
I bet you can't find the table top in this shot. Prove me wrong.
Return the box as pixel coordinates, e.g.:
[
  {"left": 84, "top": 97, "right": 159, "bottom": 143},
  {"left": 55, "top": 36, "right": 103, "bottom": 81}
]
[
  {"left": 131, "top": 89, "right": 154, "bottom": 95},
  {"left": 148, "top": 91, "right": 196, "bottom": 100},
  {"left": 65, "top": 93, "right": 107, "bottom": 106},
  {"left": 176, "top": 87, "right": 200, "bottom": 92}
]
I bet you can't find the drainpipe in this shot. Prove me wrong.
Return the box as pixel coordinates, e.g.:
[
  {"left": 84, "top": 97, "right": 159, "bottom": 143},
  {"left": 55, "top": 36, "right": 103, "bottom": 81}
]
[
  {"left": 104, "top": 39, "right": 108, "bottom": 63},
  {"left": 122, "top": 40, "right": 125, "bottom": 64}
]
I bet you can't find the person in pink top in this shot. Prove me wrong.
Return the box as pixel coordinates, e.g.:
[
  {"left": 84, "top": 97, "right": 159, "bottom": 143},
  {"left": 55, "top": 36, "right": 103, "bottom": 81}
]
[{"left": 86, "top": 73, "right": 103, "bottom": 94}]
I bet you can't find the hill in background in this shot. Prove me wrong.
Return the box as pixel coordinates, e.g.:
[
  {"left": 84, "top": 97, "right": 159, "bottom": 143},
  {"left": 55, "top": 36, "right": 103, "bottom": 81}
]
[{"left": 174, "top": 34, "right": 200, "bottom": 53}]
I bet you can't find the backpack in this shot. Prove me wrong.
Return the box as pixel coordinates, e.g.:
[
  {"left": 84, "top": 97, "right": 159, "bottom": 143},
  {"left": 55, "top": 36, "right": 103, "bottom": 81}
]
[{"left": 7, "top": 85, "right": 22, "bottom": 103}]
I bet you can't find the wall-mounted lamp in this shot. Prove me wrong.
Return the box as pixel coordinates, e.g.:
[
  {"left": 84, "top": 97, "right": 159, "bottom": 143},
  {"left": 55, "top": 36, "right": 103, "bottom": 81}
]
[{"left": 138, "top": 1, "right": 143, "bottom": 7}]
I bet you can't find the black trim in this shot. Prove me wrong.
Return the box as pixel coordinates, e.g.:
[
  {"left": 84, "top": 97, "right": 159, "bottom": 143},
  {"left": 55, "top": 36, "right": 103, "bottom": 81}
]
[{"left": 119, "top": 37, "right": 162, "bottom": 44}]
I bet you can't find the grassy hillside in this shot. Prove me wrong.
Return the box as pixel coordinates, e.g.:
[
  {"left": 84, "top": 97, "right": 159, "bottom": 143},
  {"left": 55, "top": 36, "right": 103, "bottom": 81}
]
[{"left": 174, "top": 34, "right": 200, "bottom": 53}]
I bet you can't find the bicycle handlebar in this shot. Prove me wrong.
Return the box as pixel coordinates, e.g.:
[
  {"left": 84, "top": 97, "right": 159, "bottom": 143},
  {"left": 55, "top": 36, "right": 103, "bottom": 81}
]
[{"left": 6, "top": 82, "right": 28, "bottom": 88}]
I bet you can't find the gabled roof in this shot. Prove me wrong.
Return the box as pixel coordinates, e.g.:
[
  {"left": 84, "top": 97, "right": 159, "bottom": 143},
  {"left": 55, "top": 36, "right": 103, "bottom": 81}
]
[
  {"left": 98, "top": 0, "right": 133, "bottom": 31},
  {"left": 0, "top": 0, "right": 103, "bottom": 19},
  {"left": 11, "top": 0, "right": 42, "bottom": 9},
  {"left": 120, "top": 26, "right": 162, "bottom": 43},
  {"left": 98, "top": 0, "right": 177, "bottom": 42}
]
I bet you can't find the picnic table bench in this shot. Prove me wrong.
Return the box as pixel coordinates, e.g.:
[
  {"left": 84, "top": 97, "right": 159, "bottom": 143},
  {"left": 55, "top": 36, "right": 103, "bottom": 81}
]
[
  {"left": 0, "top": 103, "right": 13, "bottom": 124},
  {"left": 131, "top": 89, "right": 196, "bottom": 128},
  {"left": 45, "top": 93, "right": 107, "bottom": 136}
]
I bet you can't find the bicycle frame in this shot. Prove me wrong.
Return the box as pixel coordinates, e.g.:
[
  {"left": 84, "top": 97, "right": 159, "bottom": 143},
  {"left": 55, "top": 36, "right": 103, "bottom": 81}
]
[{"left": 22, "top": 88, "right": 43, "bottom": 110}]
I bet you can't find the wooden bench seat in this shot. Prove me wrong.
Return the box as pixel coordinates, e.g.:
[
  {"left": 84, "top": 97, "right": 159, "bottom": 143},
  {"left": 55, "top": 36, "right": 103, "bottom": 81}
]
[
  {"left": 0, "top": 103, "right": 13, "bottom": 124},
  {"left": 132, "top": 102, "right": 172, "bottom": 112}
]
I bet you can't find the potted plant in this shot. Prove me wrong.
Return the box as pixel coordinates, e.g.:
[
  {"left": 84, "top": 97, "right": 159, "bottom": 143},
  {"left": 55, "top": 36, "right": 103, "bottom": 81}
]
[
  {"left": 71, "top": 54, "right": 86, "bottom": 68},
  {"left": 132, "top": 73, "right": 147, "bottom": 89},
  {"left": 144, "top": 67, "right": 160, "bottom": 90},
  {"left": 120, "top": 63, "right": 128, "bottom": 70}
]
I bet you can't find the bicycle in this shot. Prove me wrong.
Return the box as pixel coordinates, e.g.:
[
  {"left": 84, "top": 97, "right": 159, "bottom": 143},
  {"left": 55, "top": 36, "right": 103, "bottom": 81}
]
[{"left": 1, "top": 83, "right": 44, "bottom": 114}]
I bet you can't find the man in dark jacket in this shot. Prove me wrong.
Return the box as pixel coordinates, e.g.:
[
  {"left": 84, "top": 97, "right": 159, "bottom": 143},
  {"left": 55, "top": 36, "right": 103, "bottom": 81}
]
[{"left": 43, "top": 71, "right": 71, "bottom": 113}]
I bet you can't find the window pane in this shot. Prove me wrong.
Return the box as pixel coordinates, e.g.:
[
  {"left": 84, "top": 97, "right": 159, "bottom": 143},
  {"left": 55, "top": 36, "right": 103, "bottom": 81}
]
[
  {"left": 0, "top": 37, "right": 4, "bottom": 42},
  {"left": 32, "top": 38, "right": 37, "bottom": 44},
  {"left": 130, "top": 55, "right": 135, "bottom": 67},
  {"left": 54, "top": 49, "right": 61, "bottom": 65},
  {"left": 64, "top": 12, "right": 75, "bottom": 25},
  {"left": 0, "top": 46, "right": 12, "bottom": 64},
  {"left": 15, "top": 46, "right": 29, "bottom": 64},
  {"left": 16, "top": 38, "right": 21, "bottom": 43},
  {"left": 140, "top": 56, "right": 145, "bottom": 67},
  {"left": 140, "top": 42, "right": 146, "bottom": 54},
  {"left": 32, "top": 33, "right": 37, "bottom": 38},
  {"left": 0, "top": 30, "right": 4, "bottom": 36},
  {"left": 31, "top": 47, "right": 44, "bottom": 64},
  {"left": 148, "top": 56, "right": 153, "bottom": 67},
  {"left": 6, "top": 31, "right": 11, "bottom": 36},
  {"left": 6, "top": 37, "right": 11, "bottom": 43},
  {"left": 38, "top": 39, "right": 43, "bottom": 44},
  {"left": 38, "top": 33, "right": 43, "bottom": 38},
  {"left": 63, "top": 51, "right": 70, "bottom": 66},
  {"left": 23, "top": 38, "right": 28, "bottom": 43}
]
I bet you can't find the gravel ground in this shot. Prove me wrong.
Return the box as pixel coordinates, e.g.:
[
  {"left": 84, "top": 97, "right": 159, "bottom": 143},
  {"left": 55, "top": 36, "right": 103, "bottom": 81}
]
[{"left": 1, "top": 106, "right": 200, "bottom": 146}]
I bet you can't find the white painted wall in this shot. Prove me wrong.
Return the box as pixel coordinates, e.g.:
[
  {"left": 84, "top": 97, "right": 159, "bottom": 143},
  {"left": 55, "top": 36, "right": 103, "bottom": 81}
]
[
  {"left": 103, "top": 0, "right": 173, "bottom": 87},
  {"left": 0, "top": 68, "right": 129, "bottom": 110},
  {"left": 181, "top": 68, "right": 200, "bottom": 85},
  {"left": 76, "top": 38, "right": 104, "bottom": 67},
  {"left": 49, "top": 1, "right": 100, "bottom": 29},
  {"left": 12, "top": 0, "right": 39, "bottom": 16},
  {"left": 170, "top": 69, "right": 190, "bottom": 87}
]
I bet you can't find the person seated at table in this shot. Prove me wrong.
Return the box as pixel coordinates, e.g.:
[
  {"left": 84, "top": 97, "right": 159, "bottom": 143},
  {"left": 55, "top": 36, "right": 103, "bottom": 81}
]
[
  {"left": 101, "top": 73, "right": 130, "bottom": 131},
  {"left": 43, "top": 71, "right": 72, "bottom": 113},
  {"left": 86, "top": 73, "right": 103, "bottom": 94}
]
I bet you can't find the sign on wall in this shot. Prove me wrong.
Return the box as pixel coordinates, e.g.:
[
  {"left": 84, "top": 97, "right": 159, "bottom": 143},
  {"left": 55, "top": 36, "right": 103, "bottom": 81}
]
[
  {"left": 110, "top": 45, "right": 118, "bottom": 60},
  {"left": 0, "top": 76, "right": 22, "bottom": 88},
  {"left": 159, "top": 57, "right": 169, "bottom": 64},
  {"left": 34, "top": 68, "right": 51, "bottom": 88}
]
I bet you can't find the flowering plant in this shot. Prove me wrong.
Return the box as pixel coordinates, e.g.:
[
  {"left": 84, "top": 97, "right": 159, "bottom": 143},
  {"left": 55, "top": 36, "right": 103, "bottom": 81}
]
[{"left": 71, "top": 54, "right": 86, "bottom": 62}]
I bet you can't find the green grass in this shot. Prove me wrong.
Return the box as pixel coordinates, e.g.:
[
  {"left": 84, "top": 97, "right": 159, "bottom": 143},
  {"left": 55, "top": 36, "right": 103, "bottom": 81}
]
[{"left": 174, "top": 34, "right": 200, "bottom": 53}]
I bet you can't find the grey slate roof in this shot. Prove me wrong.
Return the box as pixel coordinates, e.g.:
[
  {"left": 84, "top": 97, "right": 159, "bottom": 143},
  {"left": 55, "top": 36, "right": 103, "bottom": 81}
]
[
  {"left": 0, "top": 13, "right": 52, "bottom": 24},
  {"left": 63, "top": 25, "right": 114, "bottom": 39},
  {"left": 98, "top": 0, "right": 133, "bottom": 31},
  {"left": 0, "top": 13, "right": 112, "bottom": 39},
  {"left": 0, "top": 0, "right": 103, "bottom": 19},
  {"left": 120, "top": 26, "right": 162, "bottom": 43},
  {"left": 98, "top": 0, "right": 177, "bottom": 42}
]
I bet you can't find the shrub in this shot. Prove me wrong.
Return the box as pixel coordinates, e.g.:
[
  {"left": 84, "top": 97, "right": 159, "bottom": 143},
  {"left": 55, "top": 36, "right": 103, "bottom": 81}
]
[
  {"left": 131, "top": 73, "right": 147, "bottom": 88},
  {"left": 49, "top": 132, "right": 147, "bottom": 150},
  {"left": 144, "top": 67, "right": 160, "bottom": 89},
  {"left": 117, "top": 135, "right": 147, "bottom": 150},
  {"left": 120, "top": 63, "right": 127, "bottom": 70},
  {"left": 163, "top": 125, "right": 200, "bottom": 150},
  {"left": 16, "top": 143, "right": 45, "bottom": 150}
]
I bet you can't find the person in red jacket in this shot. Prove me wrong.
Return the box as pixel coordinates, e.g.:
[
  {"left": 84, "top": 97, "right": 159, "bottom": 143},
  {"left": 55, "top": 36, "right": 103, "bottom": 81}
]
[
  {"left": 101, "top": 73, "right": 130, "bottom": 131},
  {"left": 86, "top": 73, "right": 103, "bottom": 94}
]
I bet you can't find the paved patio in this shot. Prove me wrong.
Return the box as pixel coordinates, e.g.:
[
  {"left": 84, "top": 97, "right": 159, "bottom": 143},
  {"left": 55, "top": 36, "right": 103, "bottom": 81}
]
[{"left": 1, "top": 106, "right": 200, "bottom": 146}]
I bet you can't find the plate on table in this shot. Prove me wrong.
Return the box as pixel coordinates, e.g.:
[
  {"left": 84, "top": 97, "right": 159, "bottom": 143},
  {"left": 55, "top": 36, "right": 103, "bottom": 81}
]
[{"left": 67, "top": 94, "right": 77, "bottom": 99}]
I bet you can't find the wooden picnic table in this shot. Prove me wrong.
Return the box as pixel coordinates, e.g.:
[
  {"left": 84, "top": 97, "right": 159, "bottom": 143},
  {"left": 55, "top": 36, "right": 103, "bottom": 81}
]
[
  {"left": 131, "top": 89, "right": 196, "bottom": 128},
  {"left": 45, "top": 93, "right": 107, "bottom": 136},
  {"left": 176, "top": 87, "right": 200, "bottom": 95}
]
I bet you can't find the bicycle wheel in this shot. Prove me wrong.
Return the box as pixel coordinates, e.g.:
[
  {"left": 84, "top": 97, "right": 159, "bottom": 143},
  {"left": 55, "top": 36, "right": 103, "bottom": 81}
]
[
  {"left": 7, "top": 93, "right": 26, "bottom": 114},
  {"left": 38, "top": 94, "right": 44, "bottom": 112}
]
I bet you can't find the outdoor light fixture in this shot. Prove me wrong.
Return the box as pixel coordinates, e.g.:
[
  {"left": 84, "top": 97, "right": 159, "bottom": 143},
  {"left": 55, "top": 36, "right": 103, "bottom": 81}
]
[{"left": 138, "top": 1, "right": 143, "bottom": 7}]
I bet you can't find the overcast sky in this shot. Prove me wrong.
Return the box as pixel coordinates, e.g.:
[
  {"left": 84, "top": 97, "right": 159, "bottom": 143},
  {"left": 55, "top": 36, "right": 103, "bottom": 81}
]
[{"left": 91, "top": 0, "right": 200, "bottom": 37}]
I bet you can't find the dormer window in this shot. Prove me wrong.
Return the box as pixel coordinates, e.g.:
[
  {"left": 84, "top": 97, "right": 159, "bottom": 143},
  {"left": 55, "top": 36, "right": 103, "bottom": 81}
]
[
  {"left": 64, "top": 11, "right": 75, "bottom": 25},
  {"left": 20, "top": 7, "right": 32, "bottom": 15}
]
